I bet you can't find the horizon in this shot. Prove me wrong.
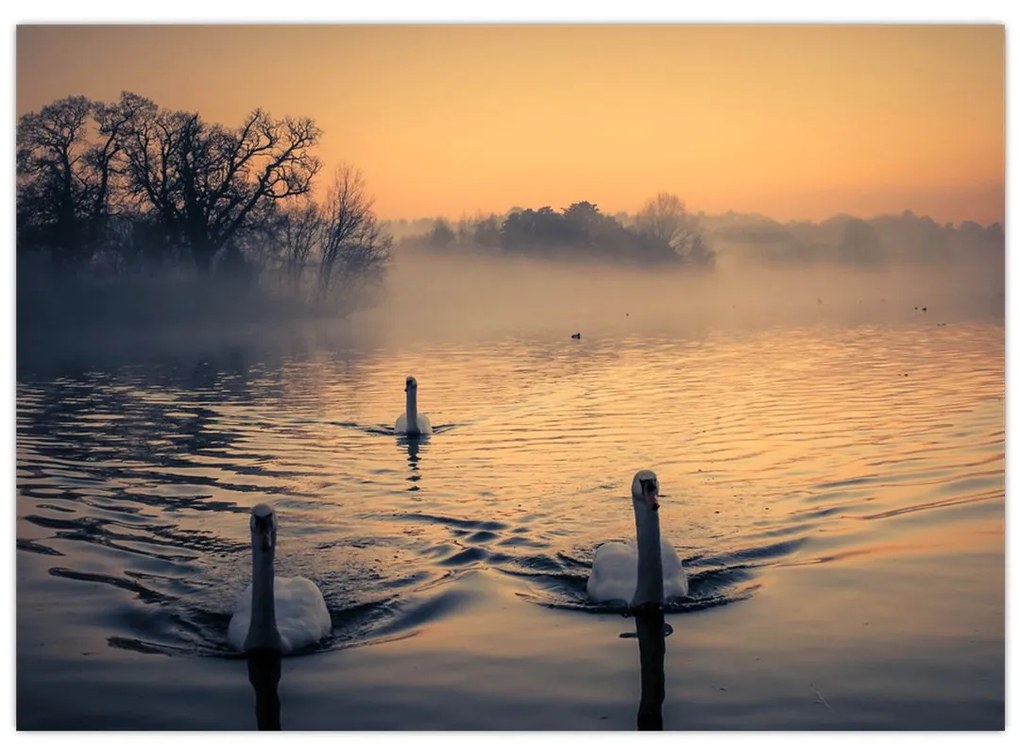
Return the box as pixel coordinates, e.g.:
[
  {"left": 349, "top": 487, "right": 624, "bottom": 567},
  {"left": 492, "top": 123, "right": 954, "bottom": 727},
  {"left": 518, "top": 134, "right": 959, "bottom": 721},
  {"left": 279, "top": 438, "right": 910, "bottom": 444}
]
[
  {"left": 381, "top": 205, "right": 1004, "bottom": 230},
  {"left": 16, "top": 24, "right": 1005, "bottom": 227}
]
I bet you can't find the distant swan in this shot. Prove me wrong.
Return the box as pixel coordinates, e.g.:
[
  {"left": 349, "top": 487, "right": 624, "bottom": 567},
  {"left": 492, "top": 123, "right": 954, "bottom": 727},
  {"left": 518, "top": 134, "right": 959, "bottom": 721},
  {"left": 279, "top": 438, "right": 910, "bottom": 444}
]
[
  {"left": 587, "top": 470, "right": 688, "bottom": 607},
  {"left": 395, "top": 376, "right": 433, "bottom": 436},
  {"left": 228, "top": 504, "right": 331, "bottom": 654}
]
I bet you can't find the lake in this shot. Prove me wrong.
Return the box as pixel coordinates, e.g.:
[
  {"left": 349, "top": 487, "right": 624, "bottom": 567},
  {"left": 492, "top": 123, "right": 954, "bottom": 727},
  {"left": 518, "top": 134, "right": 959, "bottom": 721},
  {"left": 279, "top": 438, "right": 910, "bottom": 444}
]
[{"left": 16, "top": 275, "right": 1005, "bottom": 730}]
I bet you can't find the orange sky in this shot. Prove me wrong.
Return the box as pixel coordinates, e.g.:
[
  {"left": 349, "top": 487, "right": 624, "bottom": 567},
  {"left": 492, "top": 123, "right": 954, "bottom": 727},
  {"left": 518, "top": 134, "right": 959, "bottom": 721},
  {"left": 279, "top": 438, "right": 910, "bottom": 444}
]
[{"left": 16, "top": 24, "right": 1005, "bottom": 225}]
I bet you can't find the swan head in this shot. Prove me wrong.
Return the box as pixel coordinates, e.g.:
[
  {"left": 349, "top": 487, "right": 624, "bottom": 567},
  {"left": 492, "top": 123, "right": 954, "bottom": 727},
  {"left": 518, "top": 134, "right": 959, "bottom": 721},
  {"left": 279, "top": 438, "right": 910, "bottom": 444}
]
[
  {"left": 631, "top": 470, "right": 660, "bottom": 512},
  {"left": 250, "top": 503, "right": 277, "bottom": 552},
  {"left": 405, "top": 376, "right": 418, "bottom": 392}
]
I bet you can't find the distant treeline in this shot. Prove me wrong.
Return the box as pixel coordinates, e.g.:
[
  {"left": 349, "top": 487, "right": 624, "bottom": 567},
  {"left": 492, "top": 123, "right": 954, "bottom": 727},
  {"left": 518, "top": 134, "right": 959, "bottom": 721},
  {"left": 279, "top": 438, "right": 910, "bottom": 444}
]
[
  {"left": 390, "top": 205, "right": 1003, "bottom": 271},
  {"left": 396, "top": 193, "right": 715, "bottom": 267},
  {"left": 17, "top": 92, "right": 391, "bottom": 326},
  {"left": 700, "top": 210, "right": 1004, "bottom": 268}
]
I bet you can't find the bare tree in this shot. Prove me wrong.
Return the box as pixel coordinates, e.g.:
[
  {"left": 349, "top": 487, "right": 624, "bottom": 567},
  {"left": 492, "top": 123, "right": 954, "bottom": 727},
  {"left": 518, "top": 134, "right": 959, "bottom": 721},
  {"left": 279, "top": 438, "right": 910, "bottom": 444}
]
[
  {"left": 117, "top": 92, "right": 323, "bottom": 272},
  {"left": 634, "top": 192, "right": 714, "bottom": 266},
  {"left": 274, "top": 200, "right": 321, "bottom": 291},
  {"left": 317, "top": 165, "right": 391, "bottom": 303},
  {"left": 16, "top": 95, "right": 122, "bottom": 267},
  {"left": 18, "top": 91, "right": 393, "bottom": 322}
]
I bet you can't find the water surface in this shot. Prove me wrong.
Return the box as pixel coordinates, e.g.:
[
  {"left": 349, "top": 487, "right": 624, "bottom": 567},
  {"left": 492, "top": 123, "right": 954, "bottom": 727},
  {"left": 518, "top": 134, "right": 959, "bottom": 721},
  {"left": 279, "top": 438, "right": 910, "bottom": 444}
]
[{"left": 16, "top": 317, "right": 1004, "bottom": 729}]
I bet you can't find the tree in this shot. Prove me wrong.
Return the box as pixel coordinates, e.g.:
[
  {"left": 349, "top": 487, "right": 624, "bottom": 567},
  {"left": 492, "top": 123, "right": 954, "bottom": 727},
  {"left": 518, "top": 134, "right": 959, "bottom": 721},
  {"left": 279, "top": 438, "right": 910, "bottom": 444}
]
[
  {"left": 471, "top": 214, "right": 502, "bottom": 248},
  {"left": 500, "top": 205, "right": 573, "bottom": 253},
  {"left": 837, "top": 218, "right": 885, "bottom": 265},
  {"left": 17, "top": 91, "right": 395, "bottom": 327},
  {"left": 316, "top": 165, "right": 391, "bottom": 303},
  {"left": 16, "top": 95, "right": 125, "bottom": 268},
  {"left": 496, "top": 200, "right": 682, "bottom": 264},
  {"left": 117, "top": 92, "right": 322, "bottom": 272},
  {"left": 562, "top": 200, "right": 603, "bottom": 239},
  {"left": 634, "top": 192, "right": 714, "bottom": 266},
  {"left": 426, "top": 218, "right": 455, "bottom": 248},
  {"left": 271, "top": 200, "right": 321, "bottom": 291}
]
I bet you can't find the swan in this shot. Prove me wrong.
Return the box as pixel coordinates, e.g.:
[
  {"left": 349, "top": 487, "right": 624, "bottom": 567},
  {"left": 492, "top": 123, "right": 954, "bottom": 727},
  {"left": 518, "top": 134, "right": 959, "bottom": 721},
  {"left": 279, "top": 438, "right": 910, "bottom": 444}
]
[
  {"left": 587, "top": 470, "right": 688, "bottom": 608},
  {"left": 395, "top": 376, "right": 433, "bottom": 436},
  {"left": 228, "top": 504, "right": 331, "bottom": 654}
]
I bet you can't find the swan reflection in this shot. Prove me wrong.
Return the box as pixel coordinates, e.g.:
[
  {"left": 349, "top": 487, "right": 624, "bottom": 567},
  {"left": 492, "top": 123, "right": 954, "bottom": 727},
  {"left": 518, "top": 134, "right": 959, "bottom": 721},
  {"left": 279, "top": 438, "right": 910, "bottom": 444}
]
[
  {"left": 246, "top": 650, "right": 282, "bottom": 730},
  {"left": 397, "top": 434, "right": 427, "bottom": 490},
  {"left": 633, "top": 607, "right": 668, "bottom": 730}
]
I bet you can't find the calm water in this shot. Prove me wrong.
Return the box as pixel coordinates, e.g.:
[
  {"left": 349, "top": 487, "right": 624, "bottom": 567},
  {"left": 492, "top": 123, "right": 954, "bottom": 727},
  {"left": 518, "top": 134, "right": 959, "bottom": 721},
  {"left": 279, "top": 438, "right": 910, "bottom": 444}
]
[{"left": 16, "top": 316, "right": 1004, "bottom": 730}]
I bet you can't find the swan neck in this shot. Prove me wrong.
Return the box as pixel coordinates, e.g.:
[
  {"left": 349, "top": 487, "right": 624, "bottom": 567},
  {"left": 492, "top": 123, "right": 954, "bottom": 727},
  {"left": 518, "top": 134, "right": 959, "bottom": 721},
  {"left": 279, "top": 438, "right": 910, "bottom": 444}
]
[
  {"left": 246, "top": 546, "right": 281, "bottom": 651},
  {"left": 405, "top": 387, "right": 419, "bottom": 434},
  {"left": 632, "top": 502, "right": 664, "bottom": 607}
]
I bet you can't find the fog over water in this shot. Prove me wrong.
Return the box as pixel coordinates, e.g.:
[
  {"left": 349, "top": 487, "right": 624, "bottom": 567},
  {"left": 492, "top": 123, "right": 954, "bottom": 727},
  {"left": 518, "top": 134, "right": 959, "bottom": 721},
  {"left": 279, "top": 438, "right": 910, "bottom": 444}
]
[
  {"left": 16, "top": 225, "right": 1003, "bottom": 382},
  {"left": 354, "top": 244, "right": 1004, "bottom": 348}
]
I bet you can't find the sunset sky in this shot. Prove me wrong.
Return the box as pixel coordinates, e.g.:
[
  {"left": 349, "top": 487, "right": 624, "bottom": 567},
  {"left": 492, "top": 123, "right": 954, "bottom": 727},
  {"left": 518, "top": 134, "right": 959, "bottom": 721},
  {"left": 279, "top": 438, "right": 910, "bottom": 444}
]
[{"left": 15, "top": 24, "right": 1005, "bottom": 225}]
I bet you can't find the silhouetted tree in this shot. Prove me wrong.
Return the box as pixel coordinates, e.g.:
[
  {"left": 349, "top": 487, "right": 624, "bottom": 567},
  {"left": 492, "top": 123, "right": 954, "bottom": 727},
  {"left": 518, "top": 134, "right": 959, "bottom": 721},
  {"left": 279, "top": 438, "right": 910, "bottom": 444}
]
[
  {"left": 500, "top": 205, "right": 575, "bottom": 253},
  {"left": 317, "top": 165, "right": 391, "bottom": 302},
  {"left": 16, "top": 96, "right": 126, "bottom": 268},
  {"left": 837, "top": 217, "right": 885, "bottom": 265},
  {"left": 471, "top": 214, "right": 502, "bottom": 248},
  {"left": 271, "top": 200, "right": 321, "bottom": 291},
  {"left": 634, "top": 192, "right": 713, "bottom": 266},
  {"left": 496, "top": 200, "right": 682, "bottom": 264},
  {"left": 18, "top": 92, "right": 393, "bottom": 327},
  {"left": 116, "top": 92, "right": 322, "bottom": 273},
  {"left": 427, "top": 218, "right": 456, "bottom": 248},
  {"left": 562, "top": 200, "right": 603, "bottom": 241}
]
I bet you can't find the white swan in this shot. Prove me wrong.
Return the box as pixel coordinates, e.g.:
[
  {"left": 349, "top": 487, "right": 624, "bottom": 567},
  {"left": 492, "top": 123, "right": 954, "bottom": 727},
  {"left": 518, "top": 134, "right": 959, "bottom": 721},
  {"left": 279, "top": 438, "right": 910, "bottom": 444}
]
[
  {"left": 587, "top": 470, "right": 688, "bottom": 607},
  {"left": 228, "top": 504, "right": 331, "bottom": 654},
  {"left": 395, "top": 376, "right": 433, "bottom": 436}
]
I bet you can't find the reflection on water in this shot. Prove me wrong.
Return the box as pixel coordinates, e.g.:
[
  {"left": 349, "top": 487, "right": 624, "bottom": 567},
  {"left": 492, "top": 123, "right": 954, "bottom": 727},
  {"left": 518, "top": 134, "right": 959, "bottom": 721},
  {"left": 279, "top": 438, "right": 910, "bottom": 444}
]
[
  {"left": 247, "top": 651, "right": 282, "bottom": 731},
  {"left": 398, "top": 435, "right": 425, "bottom": 492},
  {"left": 634, "top": 608, "right": 668, "bottom": 731},
  {"left": 16, "top": 320, "right": 1004, "bottom": 729}
]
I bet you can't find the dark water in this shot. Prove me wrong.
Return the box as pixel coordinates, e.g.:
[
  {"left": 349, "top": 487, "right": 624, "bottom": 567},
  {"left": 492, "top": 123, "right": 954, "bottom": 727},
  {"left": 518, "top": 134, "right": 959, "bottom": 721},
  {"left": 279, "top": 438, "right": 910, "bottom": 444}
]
[{"left": 16, "top": 318, "right": 1004, "bottom": 730}]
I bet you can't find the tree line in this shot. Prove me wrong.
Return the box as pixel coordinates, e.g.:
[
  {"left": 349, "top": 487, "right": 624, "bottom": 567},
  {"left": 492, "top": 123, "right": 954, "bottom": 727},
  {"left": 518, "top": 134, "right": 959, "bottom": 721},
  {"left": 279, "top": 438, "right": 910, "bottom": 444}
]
[
  {"left": 405, "top": 193, "right": 715, "bottom": 267},
  {"left": 17, "top": 92, "right": 391, "bottom": 315},
  {"left": 701, "top": 210, "right": 1004, "bottom": 267}
]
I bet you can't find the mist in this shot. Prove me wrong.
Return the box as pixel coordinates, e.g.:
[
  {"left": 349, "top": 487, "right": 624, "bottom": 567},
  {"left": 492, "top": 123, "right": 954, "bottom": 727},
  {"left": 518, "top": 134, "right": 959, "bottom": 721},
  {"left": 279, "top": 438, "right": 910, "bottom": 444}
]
[
  {"left": 16, "top": 218, "right": 1004, "bottom": 375},
  {"left": 353, "top": 243, "right": 1005, "bottom": 348}
]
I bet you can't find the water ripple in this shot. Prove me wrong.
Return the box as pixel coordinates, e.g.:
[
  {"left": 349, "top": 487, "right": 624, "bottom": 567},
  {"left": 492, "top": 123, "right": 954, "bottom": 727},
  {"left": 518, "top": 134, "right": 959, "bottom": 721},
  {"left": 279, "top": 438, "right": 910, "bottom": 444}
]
[{"left": 16, "top": 321, "right": 1004, "bottom": 657}]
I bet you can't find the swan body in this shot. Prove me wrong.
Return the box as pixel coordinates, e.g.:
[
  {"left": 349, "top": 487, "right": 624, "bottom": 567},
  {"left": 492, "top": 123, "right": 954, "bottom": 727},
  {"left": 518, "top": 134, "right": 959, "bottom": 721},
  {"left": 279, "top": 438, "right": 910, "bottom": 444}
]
[
  {"left": 587, "top": 538, "right": 688, "bottom": 604},
  {"left": 395, "top": 376, "right": 433, "bottom": 435},
  {"left": 228, "top": 504, "right": 331, "bottom": 654},
  {"left": 587, "top": 470, "right": 688, "bottom": 607}
]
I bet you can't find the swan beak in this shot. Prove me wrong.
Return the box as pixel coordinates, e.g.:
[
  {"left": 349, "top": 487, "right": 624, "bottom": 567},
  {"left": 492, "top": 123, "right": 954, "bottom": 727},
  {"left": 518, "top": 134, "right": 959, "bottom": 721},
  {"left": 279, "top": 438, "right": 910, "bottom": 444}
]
[
  {"left": 252, "top": 517, "right": 275, "bottom": 551},
  {"left": 642, "top": 481, "right": 660, "bottom": 511}
]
